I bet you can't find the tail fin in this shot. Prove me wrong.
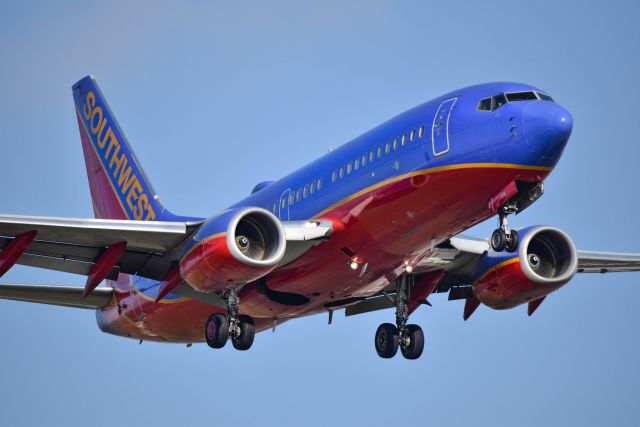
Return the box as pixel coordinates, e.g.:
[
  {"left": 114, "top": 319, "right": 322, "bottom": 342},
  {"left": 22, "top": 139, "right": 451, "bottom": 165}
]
[{"left": 72, "top": 76, "right": 177, "bottom": 221}]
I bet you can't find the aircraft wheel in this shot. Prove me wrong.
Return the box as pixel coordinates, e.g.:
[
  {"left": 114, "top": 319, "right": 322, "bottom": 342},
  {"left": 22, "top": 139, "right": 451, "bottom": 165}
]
[
  {"left": 491, "top": 228, "right": 507, "bottom": 252},
  {"left": 506, "top": 229, "right": 519, "bottom": 253},
  {"left": 400, "top": 324, "right": 424, "bottom": 360},
  {"left": 375, "top": 323, "right": 399, "bottom": 358},
  {"left": 205, "top": 313, "right": 229, "bottom": 349},
  {"left": 232, "top": 315, "right": 255, "bottom": 351}
]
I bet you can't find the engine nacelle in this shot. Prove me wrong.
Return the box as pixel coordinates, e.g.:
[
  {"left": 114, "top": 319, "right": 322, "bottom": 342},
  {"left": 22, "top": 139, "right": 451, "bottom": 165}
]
[
  {"left": 472, "top": 226, "right": 578, "bottom": 309},
  {"left": 179, "top": 207, "right": 286, "bottom": 293}
]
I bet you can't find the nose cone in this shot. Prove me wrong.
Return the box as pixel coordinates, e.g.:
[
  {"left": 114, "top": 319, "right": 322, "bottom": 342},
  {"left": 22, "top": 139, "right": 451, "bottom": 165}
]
[{"left": 523, "top": 102, "right": 573, "bottom": 160}]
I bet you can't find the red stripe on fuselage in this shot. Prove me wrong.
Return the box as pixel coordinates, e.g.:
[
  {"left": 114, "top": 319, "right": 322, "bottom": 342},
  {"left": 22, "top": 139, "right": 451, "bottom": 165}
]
[{"left": 98, "top": 164, "right": 549, "bottom": 342}]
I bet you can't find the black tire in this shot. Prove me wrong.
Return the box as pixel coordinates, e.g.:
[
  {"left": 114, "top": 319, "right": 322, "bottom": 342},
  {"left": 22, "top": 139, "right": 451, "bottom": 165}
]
[
  {"left": 491, "top": 228, "right": 507, "bottom": 252},
  {"left": 506, "top": 229, "right": 519, "bottom": 253},
  {"left": 232, "top": 315, "right": 255, "bottom": 351},
  {"left": 375, "top": 323, "right": 399, "bottom": 358},
  {"left": 205, "top": 313, "right": 229, "bottom": 349},
  {"left": 400, "top": 324, "right": 424, "bottom": 360}
]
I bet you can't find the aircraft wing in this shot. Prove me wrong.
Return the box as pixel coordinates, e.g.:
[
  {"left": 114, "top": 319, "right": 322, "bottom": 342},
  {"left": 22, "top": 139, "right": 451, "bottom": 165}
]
[
  {"left": 345, "top": 235, "right": 640, "bottom": 317},
  {"left": 0, "top": 214, "right": 204, "bottom": 281},
  {"left": 0, "top": 214, "right": 333, "bottom": 283},
  {"left": 573, "top": 250, "right": 640, "bottom": 273},
  {"left": 414, "top": 236, "right": 640, "bottom": 297}
]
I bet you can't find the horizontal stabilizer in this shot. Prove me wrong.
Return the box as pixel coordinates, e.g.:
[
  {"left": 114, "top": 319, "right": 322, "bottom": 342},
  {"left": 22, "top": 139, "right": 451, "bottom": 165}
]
[{"left": 0, "top": 284, "right": 113, "bottom": 309}]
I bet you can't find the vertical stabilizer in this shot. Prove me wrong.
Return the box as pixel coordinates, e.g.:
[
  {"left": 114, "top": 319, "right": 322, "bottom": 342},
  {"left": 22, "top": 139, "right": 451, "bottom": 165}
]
[{"left": 72, "top": 76, "right": 177, "bottom": 221}]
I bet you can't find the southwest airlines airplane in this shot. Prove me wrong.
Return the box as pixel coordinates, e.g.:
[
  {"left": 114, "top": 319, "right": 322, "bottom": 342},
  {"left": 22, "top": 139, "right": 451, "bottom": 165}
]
[{"left": 1, "top": 76, "right": 638, "bottom": 360}]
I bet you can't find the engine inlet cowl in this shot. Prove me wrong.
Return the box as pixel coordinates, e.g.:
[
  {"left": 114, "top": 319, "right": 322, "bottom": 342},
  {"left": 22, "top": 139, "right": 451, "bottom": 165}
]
[
  {"left": 179, "top": 207, "right": 286, "bottom": 293},
  {"left": 519, "top": 226, "right": 578, "bottom": 284},
  {"left": 472, "top": 225, "right": 578, "bottom": 310}
]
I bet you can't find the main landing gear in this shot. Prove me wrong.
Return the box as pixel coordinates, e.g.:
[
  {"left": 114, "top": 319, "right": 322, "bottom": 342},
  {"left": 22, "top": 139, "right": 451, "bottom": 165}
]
[
  {"left": 374, "top": 275, "right": 425, "bottom": 360},
  {"left": 205, "top": 288, "right": 255, "bottom": 351},
  {"left": 491, "top": 207, "right": 519, "bottom": 253}
]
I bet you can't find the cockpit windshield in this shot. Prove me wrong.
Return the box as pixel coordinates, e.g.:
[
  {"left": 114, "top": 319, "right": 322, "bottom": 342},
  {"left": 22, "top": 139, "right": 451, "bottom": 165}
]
[
  {"left": 506, "top": 91, "right": 538, "bottom": 102},
  {"left": 477, "top": 91, "right": 555, "bottom": 112}
]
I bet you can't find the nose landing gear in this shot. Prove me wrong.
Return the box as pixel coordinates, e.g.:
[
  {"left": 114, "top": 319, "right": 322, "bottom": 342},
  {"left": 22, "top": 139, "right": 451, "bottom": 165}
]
[
  {"left": 204, "top": 288, "right": 255, "bottom": 351},
  {"left": 374, "top": 275, "right": 425, "bottom": 360},
  {"left": 491, "top": 207, "right": 519, "bottom": 253}
]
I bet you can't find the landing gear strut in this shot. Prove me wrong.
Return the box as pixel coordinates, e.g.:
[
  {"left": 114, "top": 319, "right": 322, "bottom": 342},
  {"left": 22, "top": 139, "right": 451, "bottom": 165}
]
[
  {"left": 374, "top": 276, "right": 424, "bottom": 360},
  {"left": 204, "top": 288, "right": 255, "bottom": 351},
  {"left": 491, "top": 207, "right": 519, "bottom": 253}
]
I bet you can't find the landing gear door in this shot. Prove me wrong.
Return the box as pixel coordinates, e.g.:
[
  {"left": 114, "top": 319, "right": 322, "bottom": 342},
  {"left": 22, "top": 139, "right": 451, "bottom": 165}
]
[
  {"left": 278, "top": 189, "right": 291, "bottom": 221},
  {"left": 432, "top": 98, "right": 457, "bottom": 157}
]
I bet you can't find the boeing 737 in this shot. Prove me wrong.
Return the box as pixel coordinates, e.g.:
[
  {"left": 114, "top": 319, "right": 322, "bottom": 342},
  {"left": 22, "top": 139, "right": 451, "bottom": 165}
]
[{"left": 1, "top": 76, "right": 638, "bottom": 359}]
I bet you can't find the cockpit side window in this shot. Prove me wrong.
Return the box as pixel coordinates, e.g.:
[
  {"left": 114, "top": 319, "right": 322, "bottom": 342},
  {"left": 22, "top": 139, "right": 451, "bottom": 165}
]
[
  {"left": 506, "top": 91, "right": 538, "bottom": 102},
  {"left": 477, "top": 97, "right": 493, "bottom": 111},
  {"left": 493, "top": 93, "right": 507, "bottom": 108},
  {"left": 537, "top": 92, "right": 555, "bottom": 102}
]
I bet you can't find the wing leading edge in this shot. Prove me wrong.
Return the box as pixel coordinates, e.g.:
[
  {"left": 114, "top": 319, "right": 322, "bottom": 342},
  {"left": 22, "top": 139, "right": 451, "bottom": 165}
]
[
  {"left": 0, "top": 214, "right": 333, "bottom": 286},
  {"left": 0, "top": 214, "right": 204, "bottom": 281}
]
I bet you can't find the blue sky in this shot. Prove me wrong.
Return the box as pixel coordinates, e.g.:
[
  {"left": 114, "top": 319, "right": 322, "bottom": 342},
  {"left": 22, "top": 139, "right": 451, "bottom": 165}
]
[{"left": 1, "top": 1, "right": 640, "bottom": 426}]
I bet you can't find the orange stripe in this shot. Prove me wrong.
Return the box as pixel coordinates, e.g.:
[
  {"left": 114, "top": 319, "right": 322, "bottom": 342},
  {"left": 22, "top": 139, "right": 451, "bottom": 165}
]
[
  {"left": 179, "top": 232, "right": 227, "bottom": 263},
  {"left": 474, "top": 257, "right": 520, "bottom": 284}
]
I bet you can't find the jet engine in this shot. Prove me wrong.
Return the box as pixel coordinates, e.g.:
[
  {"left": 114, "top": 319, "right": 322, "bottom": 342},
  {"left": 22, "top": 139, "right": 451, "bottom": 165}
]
[
  {"left": 179, "top": 207, "right": 286, "bottom": 293},
  {"left": 472, "top": 226, "right": 578, "bottom": 309}
]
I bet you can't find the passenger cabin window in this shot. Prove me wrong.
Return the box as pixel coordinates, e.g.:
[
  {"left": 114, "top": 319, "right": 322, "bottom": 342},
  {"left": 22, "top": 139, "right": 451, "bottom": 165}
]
[
  {"left": 347, "top": 162, "right": 352, "bottom": 174},
  {"left": 339, "top": 167, "right": 344, "bottom": 178},
  {"left": 332, "top": 171, "right": 337, "bottom": 182},
  {"left": 296, "top": 189, "right": 301, "bottom": 201},
  {"left": 317, "top": 178, "right": 323, "bottom": 191},
  {"left": 310, "top": 181, "right": 316, "bottom": 194},
  {"left": 392, "top": 139, "right": 398, "bottom": 150},
  {"left": 377, "top": 147, "right": 382, "bottom": 158},
  {"left": 418, "top": 126, "right": 424, "bottom": 138},
  {"left": 410, "top": 129, "right": 416, "bottom": 141},
  {"left": 354, "top": 158, "right": 360, "bottom": 170},
  {"left": 506, "top": 91, "right": 538, "bottom": 102},
  {"left": 369, "top": 150, "right": 375, "bottom": 162},
  {"left": 289, "top": 192, "right": 294, "bottom": 206},
  {"left": 303, "top": 184, "right": 309, "bottom": 198},
  {"left": 385, "top": 143, "right": 390, "bottom": 154},
  {"left": 361, "top": 154, "right": 367, "bottom": 167},
  {"left": 401, "top": 134, "right": 406, "bottom": 145}
]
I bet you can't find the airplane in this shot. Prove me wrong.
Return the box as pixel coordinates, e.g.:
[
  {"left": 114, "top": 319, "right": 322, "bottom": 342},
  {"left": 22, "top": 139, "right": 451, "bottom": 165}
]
[{"left": 1, "top": 76, "right": 639, "bottom": 360}]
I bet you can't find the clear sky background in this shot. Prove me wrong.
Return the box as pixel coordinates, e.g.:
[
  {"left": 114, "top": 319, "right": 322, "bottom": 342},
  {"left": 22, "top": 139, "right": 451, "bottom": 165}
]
[{"left": 1, "top": 1, "right": 640, "bottom": 426}]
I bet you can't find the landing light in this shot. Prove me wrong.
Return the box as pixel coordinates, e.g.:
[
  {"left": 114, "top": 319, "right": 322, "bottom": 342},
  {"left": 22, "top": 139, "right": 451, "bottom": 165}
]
[
  {"left": 349, "top": 260, "right": 359, "bottom": 270},
  {"left": 405, "top": 264, "right": 414, "bottom": 273}
]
